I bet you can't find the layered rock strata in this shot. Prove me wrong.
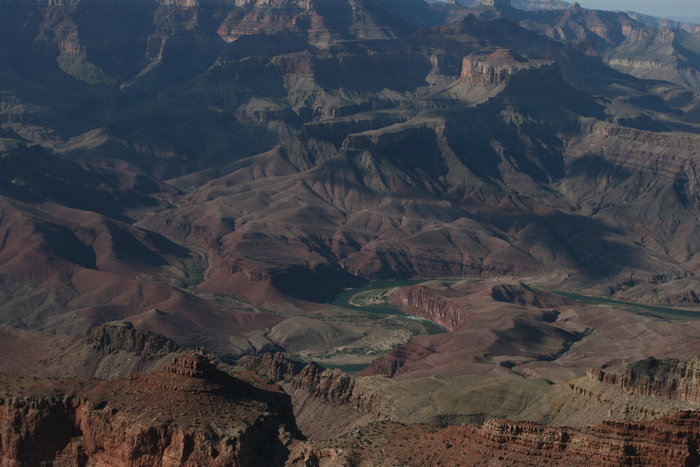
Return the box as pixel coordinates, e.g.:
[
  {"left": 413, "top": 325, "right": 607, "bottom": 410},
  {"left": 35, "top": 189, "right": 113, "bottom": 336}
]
[
  {"left": 244, "top": 353, "right": 389, "bottom": 438},
  {"left": 460, "top": 49, "right": 549, "bottom": 87},
  {"left": 593, "top": 355, "right": 700, "bottom": 404},
  {"left": 246, "top": 353, "right": 386, "bottom": 413},
  {"left": 0, "top": 354, "right": 301, "bottom": 466},
  {"left": 390, "top": 285, "right": 473, "bottom": 331},
  {"left": 387, "top": 411, "right": 700, "bottom": 466}
]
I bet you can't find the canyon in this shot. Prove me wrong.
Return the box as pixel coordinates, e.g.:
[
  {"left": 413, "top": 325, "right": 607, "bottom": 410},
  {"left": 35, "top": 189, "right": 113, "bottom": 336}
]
[
  {"left": 0, "top": 0, "right": 699, "bottom": 464},
  {"left": 4, "top": 350, "right": 700, "bottom": 465}
]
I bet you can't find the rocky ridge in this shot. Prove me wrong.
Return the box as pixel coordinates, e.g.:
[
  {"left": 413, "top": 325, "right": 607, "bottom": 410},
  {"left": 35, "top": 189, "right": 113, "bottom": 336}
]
[
  {"left": 490, "top": 283, "right": 573, "bottom": 307},
  {"left": 388, "top": 282, "right": 571, "bottom": 336},
  {"left": 384, "top": 410, "right": 700, "bottom": 466},
  {"left": 4, "top": 346, "right": 700, "bottom": 466},
  {"left": 0, "top": 321, "right": 184, "bottom": 380},
  {"left": 0, "top": 353, "right": 302, "bottom": 466},
  {"left": 593, "top": 355, "right": 700, "bottom": 404},
  {"left": 390, "top": 285, "right": 473, "bottom": 331},
  {"left": 1, "top": 0, "right": 700, "bottom": 331},
  {"left": 52, "top": 321, "right": 183, "bottom": 380},
  {"left": 87, "top": 320, "right": 181, "bottom": 355},
  {"left": 471, "top": 0, "right": 700, "bottom": 92},
  {"left": 244, "top": 353, "right": 389, "bottom": 438},
  {"left": 246, "top": 352, "right": 386, "bottom": 412},
  {"left": 459, "top": 48, "right": 551, "bottom": 88}
]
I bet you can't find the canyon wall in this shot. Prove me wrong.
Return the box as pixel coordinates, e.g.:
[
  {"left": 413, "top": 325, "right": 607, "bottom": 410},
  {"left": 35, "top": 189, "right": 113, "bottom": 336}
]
[
  {"left": 592, "top": 356, "right": 700, "bottom": 404},
  {"left": 0, "top": 354, "right": 301, "bottom": 466},
  {"left": 244, "top": 353, "right": 390, "bottom": 438}
]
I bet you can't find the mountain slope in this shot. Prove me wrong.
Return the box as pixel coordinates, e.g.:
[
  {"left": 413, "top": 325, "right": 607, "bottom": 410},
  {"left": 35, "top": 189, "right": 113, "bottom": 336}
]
[{"left": 0, "top": 0, "right": 698, "bottom": 344}]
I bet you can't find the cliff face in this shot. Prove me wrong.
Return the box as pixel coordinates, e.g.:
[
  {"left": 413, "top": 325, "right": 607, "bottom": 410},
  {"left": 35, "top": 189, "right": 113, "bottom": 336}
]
[
  {"left": 593, "top": 356, "right": 700, "bottom": 405},
  {"left": 394, "top": 410, "right": 700, "bottom": 467},
  {"left": 0, "top": 322, "right": 183, "bottom": 380},
  {"left": 245, "top": 353, "right": 389, "bottom": 439},
  {"left": 478, "top": 2, "right": 700, "bottom": 92},
  {"left": 0, "top": 354, "right": 301, "bottom": 466},
  {"left": 390, "top": 286, "right": 472, "bottom": 332},
  {"left": 358, "top": 339, "right": 436, "bottom": 377},
  {"left": 51, "top": 322, "right": 183, "bottom": 380},
  {"left": 511, "top": 0, "right": 570, "bottom": 9},
  {"left": 602, "top": 28, "right": 700, "bottom": 91},
  {"left": 390, "top": 283, "right": 570, "bottom": 333},
  {"left": 217, "top": 0, "right": 409, "bottom": 48},
  {"left": 314, "top": 409, "right": 700, "bottom": 466},
  {"left": 7, "top": 351, "right": 700, "bottom": 466},
  {"left": 246, "top": 353, "right": 386, "bottom": 414},
  {"left": 20, "top": 0, "right": 411, "bottom": 80},
  {"left": 86, "top": 320, "right": 181, "bottom": 355},
  {"left": 459, "top": 49, "right": 548, "bottom": 88}
]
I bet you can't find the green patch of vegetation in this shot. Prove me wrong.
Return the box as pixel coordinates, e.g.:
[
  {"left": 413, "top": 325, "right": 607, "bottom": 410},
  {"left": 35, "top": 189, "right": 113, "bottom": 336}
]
[{"left": 186, "top": 265, "right": 205, "bottom": 289}]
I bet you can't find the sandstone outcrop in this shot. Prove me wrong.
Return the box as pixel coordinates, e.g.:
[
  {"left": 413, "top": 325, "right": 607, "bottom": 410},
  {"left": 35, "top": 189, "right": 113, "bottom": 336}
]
[
  {"left": 246, "top": 353, "right": 387, "bottom": 413},
  {"left": 593, "top": 355, "right": 700, "bottom": 404},
  {"left": 390, "top": 283, "right": 570, "bottom": 333},
  {"left": 312, "top": 409, "right": 700, "bottom": 466},
  {"left": 390, "top": 285, "right": 472, "bottom": 331},
  {"left": 0, "top": 322, "right": 182, "bottom": 380},
  {"left": 245, "top": 353, "right": 389, "bottom": 438},
  {"left": 386, "top": 411, "right": 700, "bottom": 466},
  {"left": 0, "top": 354, "right": 302, "bottom": 466},
  {"left": 87, "top": 320, "right": 181, "bottom": 356},
  {"left": 459, "top": 49, "right": 548, "bottom": 87}
]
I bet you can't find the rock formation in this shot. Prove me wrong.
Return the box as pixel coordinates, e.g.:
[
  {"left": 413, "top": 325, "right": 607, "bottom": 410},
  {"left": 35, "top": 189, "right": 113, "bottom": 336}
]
[
  {"left": 388, "top": 282, "right": 571, "bottom": 336},
  {"left": 459, "top": 49, "right": 543, "bottom": 87},
  {"left": 0, "top": 4, "right": 700, "bottom": 462},
  {"left": 163, "top": 353, "right": 216, "bottom": 380},
  {"left": 245, "top": 353, "right": 388, "bottom": 438},
  {"left": 247, "top": 353, "right": 386, "bottom": 412},
  {"left": 0, "top": 321, "right": 183, "bottom": 380},
  {"left": 593, "top": 356, "right": 700, "bottom": 404},
  {"left": 87, "top": 320, "right": 181, "bottom": 355},
  {"left": 480, "top": 0, "right": 513, "bottom": 8},
  {"left": 380, "top": 411, "right": 700, "bottom": 466},
  {"left": 0, "top": 0, "right": 698, "bottom": 334},
  {"left": 469, "top": 1, "right": 700, "bottom": 92},
  {"left": 512, "top": 0, "right": 571, "bottom": 9},
  {"left": 5, "top": 351, "right": 700, "bottom": 466},
  {"left": 490, "top": 283, "right": 573, "bottom": 308},
  {"left": 390, "top": 285, "right": 473, "bottom": 331},
  {"left": 0, "top": 354, "right": 302, "bottom": 466}
]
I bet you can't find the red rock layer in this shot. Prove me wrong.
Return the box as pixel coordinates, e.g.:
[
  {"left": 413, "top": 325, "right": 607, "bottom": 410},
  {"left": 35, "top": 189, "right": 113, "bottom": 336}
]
[
  {"left": 390, "top": 285, "right": 474, "bottom": 331},
  {"left": 0, "top": 354, "right": 301, "bottom": 466},
  {"left": 385, "top": 411, "right": 700, "bottom": 466},
  {"left": 459, "top": 49, "right": 542, "bottom": 87},
  {"left": 593, "top": 355, "right": 700, "bottom": 405}
]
